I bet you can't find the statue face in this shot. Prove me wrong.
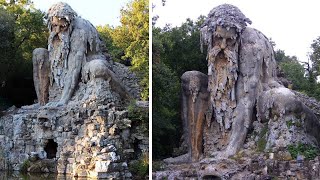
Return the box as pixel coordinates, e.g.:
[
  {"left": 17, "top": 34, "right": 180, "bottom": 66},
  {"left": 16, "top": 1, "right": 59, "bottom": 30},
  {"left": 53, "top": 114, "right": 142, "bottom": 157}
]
[
  {"left": 213, "top": 26, "right": 237, "bottom": 50},
  {"left": 51, "top": 16, "right": 69, "bottom": 34}
]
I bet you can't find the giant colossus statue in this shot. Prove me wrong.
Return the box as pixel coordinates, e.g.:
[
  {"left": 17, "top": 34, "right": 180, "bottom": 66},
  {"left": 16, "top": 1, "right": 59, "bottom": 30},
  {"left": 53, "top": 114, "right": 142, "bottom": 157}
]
[
  {"left": 177, "top": 4, "right": 320, "bottom": 161},
  {"left": 0, "top": 2, "right": 147, "bottom": 179},
  {"left": 33, "top": 2, "right": 137, "bottom": 107}
]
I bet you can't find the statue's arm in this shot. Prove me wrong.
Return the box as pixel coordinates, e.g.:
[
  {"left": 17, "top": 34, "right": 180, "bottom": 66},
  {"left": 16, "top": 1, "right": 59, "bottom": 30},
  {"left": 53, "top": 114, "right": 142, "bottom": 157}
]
[
  {"left": 225, "top": 27, "right": 272, "bottom": 156},
  {"left": 105, "top": 67, "right": 132, "bottom": 99}
]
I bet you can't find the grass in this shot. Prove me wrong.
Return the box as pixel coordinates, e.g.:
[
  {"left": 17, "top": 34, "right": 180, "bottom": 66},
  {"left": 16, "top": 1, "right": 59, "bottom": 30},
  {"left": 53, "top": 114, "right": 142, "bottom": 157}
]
[{"left": 257, "top": 124, "right": 268, "bottom": 152}]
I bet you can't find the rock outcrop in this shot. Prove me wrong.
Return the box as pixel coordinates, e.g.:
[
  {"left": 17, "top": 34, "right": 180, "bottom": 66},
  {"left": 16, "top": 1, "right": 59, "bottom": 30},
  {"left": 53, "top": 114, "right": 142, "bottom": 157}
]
[{"left": 0, "top": 81, "right": 148, "bottom": 178}]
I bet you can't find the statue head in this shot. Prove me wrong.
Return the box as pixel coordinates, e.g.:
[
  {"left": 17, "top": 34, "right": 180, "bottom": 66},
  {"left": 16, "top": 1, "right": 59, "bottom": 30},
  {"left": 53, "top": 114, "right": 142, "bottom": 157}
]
[
  {"left": 47, "top": 2, "right": 77, "bottom": 48},
  {"left": 201, "top": 4, "right": 251, "bottom": 128},
  {"left": 46, "top": 2, "right": 78, "bottom": 88},
  {"left": 46, "top": 2, "right": 77, "bottom": 33},
  {"left": 201, "top": 4, "right": 252, "bottom": 57}
]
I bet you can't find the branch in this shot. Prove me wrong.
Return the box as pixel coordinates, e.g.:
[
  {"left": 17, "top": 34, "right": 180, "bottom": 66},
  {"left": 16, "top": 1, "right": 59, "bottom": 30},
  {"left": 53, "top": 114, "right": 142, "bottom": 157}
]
[{"left": 15, "top": 36, "right": 28, "bottom": 49}]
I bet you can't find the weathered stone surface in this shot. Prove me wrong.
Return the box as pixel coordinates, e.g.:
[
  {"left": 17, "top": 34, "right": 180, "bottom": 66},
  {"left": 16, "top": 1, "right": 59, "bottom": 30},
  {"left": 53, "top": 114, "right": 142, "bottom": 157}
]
[
  {"left": 32, "top": 2, "right": 140, "bottom": 107},
  {"left": 154, "top": 156, "right": 320, "bottom": 179},
  {"left": 0, "top": 2, "right": 148, "bottom": 179},
  {"left": 181, "top": 71, "right": 208, "bottom": 162},
  {"left": 32, "top": 48, "right": 50, "bottom": 106},
  {"left": 162, "top": 3, "right": 320, "bottom": 179}
]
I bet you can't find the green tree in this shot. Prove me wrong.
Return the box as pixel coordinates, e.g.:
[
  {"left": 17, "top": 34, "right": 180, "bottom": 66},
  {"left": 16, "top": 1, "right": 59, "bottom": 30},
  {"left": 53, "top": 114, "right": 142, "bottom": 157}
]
[
  {"left": 0, "top": 8, "right": 15, "bottom": 86},
  {"left": 155, "top": 17, "right": 207, "bottom": 77},
  {"left": 97, "top": 25, "right": 125, "bottom": 63},
  {"left": 0, "top": 0, "right": 47, "bottom": 107},
  {"left": 152, "top": 16, "right": 209, "bottom": 159},
  {"left": 306, "top": 37, "right": 320, "bottom": 99},
  {"left": 310, "top": 37, "right": 320, "bottom": 76},
  {"left": 280, "top": 60, "right": 308, "bottom": 90},
  {"left": 0, "top": 0, "right": 48, "bottom": 60},
  {"left": 0, "top": 8, "right": 16, "bottom": 109},
  {"left": 152, "top": 62, "right": 180, "bottom": 159},
  {"left": 276, "top": 49, "right": 320, "bottom": 99},
  {"left": 112, "top": 0, "right": 149, "bottom": 100}
]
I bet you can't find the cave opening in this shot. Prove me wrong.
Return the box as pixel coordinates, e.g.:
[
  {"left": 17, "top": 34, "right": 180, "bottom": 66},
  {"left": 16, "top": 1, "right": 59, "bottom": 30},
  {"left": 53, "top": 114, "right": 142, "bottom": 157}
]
[
  {"left": 44, "top": 139, "right": 58, "bottom": 159},
  {"left": 203, "top": 175, "right": 222, "bottom": 180}
]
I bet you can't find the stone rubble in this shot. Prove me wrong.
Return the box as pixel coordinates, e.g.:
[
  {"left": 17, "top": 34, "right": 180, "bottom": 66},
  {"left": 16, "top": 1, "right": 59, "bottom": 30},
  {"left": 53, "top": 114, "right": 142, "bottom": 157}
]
[{"left": 154, "top": 156, "right": 320, "bottom": 179}]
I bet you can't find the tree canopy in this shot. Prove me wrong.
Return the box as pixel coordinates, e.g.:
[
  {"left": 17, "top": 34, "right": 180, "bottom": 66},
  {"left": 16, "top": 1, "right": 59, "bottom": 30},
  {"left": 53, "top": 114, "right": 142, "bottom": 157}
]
[
  {"left": 0, "top": 0, "right": 47, "bottom": 108},
  {"left": 106, "top": 0, "right": 149, "bottom": 100},
  {"left": 152, "top": 16, "right": 208, "bottom": 159}
]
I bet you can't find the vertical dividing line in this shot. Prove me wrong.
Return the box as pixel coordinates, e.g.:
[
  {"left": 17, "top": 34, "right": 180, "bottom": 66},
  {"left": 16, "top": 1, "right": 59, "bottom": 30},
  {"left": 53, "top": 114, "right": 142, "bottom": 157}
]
[{"left": 149, "top": 0, "right": 152, "bottom": 178}]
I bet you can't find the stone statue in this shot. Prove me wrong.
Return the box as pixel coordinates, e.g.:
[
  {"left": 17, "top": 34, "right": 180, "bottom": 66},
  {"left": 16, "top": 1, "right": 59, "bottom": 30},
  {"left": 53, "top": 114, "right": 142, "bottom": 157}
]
[
  {"left": 33, "top": 48, "right": 50, "bottom": 105},
  {"left": 33, "top": 2, "right": 133, "bottom": 106},
  {"left": 0, "top": 2, "right": 146, "bottom": 179},
  {"left": 175, "top": 4, "right": 320, "bottom": 162},
  {"left": 200, "top": 3, "right": 279, "bottom": 157},
  {"left": 181, "top": 71, "right": 208, "bottom": 161}
]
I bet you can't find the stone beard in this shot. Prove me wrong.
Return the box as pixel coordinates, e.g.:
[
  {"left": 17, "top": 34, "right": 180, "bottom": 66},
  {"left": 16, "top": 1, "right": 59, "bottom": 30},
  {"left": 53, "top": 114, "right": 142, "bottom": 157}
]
[
  {"left": 48, "top": 28, "right": 71, "bottom": 89},
  {"left": 208, "top": 35, "right": 239, "bottom": 131}
]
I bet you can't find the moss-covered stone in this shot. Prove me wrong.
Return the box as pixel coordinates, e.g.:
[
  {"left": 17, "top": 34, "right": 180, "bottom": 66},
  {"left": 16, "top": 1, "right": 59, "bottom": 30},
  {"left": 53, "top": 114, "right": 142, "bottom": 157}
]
[{"left": 257, "top": 124, "right": 268, "bottom": 152}]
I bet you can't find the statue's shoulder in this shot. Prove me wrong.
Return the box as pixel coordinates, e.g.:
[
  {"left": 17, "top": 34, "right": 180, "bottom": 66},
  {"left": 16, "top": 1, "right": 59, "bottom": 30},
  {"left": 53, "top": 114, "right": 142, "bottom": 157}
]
[
  {"left": 70, "top": 17, "right": 101, "bottom": 49},
  {"left": 241, "top": 27, "right": 272, "bottom": 49},
  {"left": 72, "top": 17, "right": 97, "bottom": 33}
]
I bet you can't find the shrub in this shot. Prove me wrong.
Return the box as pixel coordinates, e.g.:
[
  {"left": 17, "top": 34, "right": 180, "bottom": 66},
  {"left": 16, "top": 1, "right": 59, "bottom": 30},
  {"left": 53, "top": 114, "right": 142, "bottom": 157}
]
[
  {"left": 287, "top": 143, "right": 320, "bottom": 160},
  {"left": 129, "top": 152, "right": 149, "bottom": 178},
  {"left": 20, "top": 160, "right": 30, "bottom": 172}
]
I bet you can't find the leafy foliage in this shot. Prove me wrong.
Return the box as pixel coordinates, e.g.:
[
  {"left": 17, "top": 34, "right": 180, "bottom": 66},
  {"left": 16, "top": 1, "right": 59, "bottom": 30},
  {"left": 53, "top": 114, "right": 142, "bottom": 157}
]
[
  {"left": 153, "top": 17, "right": 207, "bottom": 77},
  {"left": 275, "top": 49, "right": 320, "bottom": 100},
  {"left": 310, "top": 37, "right": 320, "bottom": 76},
  {"left": 129, "top": 152, "right": 149, "bottom": 179},
  {"left": 279, "top": 60, "right": 308, "bottom": 90},
  {"left": 287, "top": 143, "right": 320, "bottom": 160},
  {"left": 0, "top": 0, "right": 48, "bottom": 61},
  {"left": 152, "top": 62, "right": 180, "bottom": 159},
  {"left": 111, "top": 0, "right": 149, "bottom": 100},
  {"left": 152, "top": 16, "right": 209, "bottom": 159},
  {"left": 257, "top": 124, "right": 268, "bottom": 152},
  {"left": 97, "top": 25, "right": 125, "bottom": 63},
  {"left": 20, "top": 159, "right": 31, "bottom": 172},
  {"left": 0, "top": 0, "right": 47, "bottom": 107},
  {"left": 128, "top": 100, "right": 148, "bottom": 129},
  {"left": 0, "top": 8, "right": 15, "bottom": 86}
]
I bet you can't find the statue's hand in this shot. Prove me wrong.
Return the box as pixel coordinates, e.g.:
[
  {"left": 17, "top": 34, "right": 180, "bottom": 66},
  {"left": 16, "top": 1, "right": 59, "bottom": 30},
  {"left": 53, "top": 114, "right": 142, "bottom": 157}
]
[
  {"left": 55, "top": 101, "right": 66, "bottom": 107},
  {"left": 44, "top": 101, "right": 65, "bottom": 108}
]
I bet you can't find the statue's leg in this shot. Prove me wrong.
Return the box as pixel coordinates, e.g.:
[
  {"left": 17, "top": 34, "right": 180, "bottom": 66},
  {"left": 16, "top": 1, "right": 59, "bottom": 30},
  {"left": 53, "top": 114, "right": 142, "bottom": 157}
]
[
  {"left": 32, "top": 48, "right": 49, "bottom": 106},
  {"left": 193, "top": 93, "right": 208, "bottom": 161},
  {"left": 181, "top": 71, "right": 208, "bottom": 162},
  {"left": 39, "top": 54, "right": 50, "bottom": 105}
]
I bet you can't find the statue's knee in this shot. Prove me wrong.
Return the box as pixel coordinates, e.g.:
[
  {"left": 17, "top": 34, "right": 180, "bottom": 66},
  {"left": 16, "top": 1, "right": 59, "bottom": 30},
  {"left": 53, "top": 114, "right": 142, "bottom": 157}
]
[
  {"left": 83, "top": 59, "right": 109, "bottom": 82},
  {"left": 257, "top": 87, "right": 302, "bottom": 122}
]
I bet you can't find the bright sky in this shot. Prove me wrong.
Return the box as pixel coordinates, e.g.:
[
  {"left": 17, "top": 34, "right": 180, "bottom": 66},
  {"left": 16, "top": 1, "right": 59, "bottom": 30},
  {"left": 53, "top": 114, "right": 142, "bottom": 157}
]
[
  {"left": 153, "top": 0, "right": 320, "bottom": 63},
  {"left": 31, "top": 0, "right": 130, "bottom": 27}
]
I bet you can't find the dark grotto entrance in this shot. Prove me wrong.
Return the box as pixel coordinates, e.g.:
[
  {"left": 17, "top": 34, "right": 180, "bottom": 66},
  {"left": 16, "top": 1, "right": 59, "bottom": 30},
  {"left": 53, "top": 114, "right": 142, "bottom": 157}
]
[{"left": 44, "top": 139, "right": 58, "bottom": 159}]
